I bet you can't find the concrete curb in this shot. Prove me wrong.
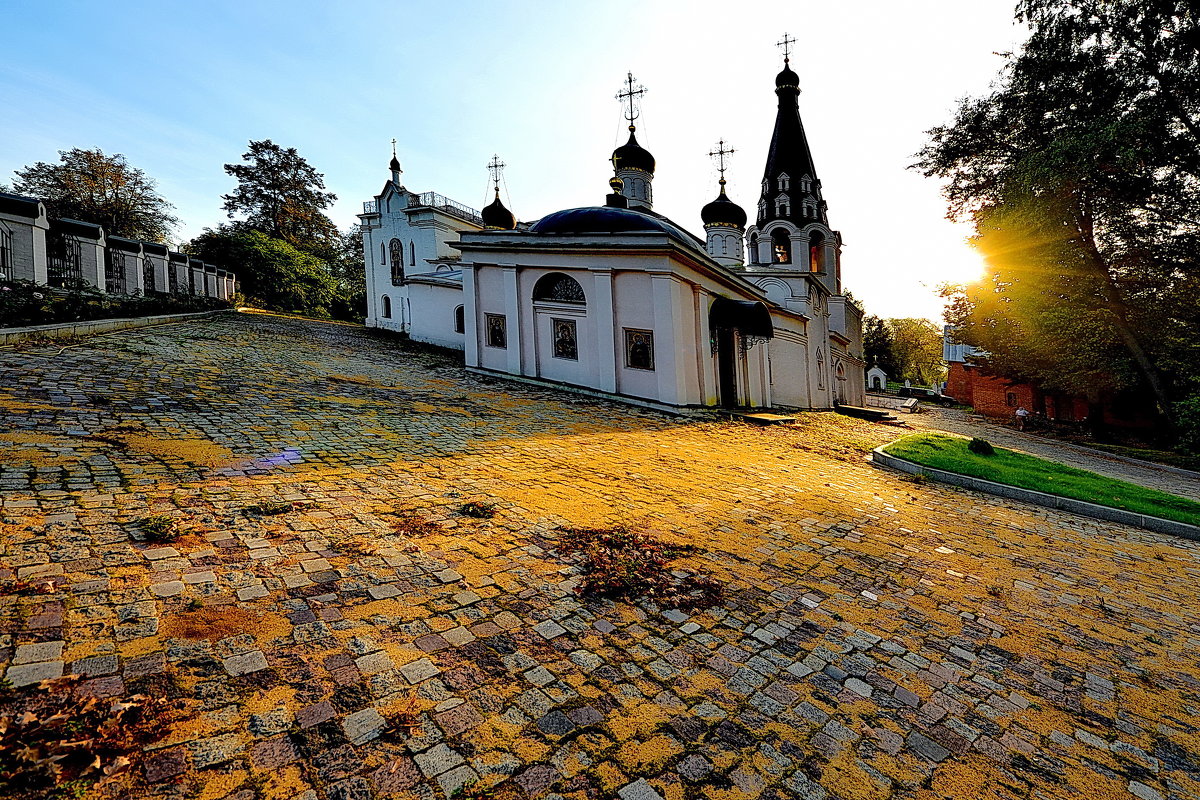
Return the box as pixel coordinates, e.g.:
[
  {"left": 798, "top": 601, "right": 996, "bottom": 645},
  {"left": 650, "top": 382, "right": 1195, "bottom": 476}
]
[
  {"left": 871, "top": 445, "right": 1200, "bottom": 541},
  {"left": 0, "top": 309, "right": 230, "bottom": 346}
]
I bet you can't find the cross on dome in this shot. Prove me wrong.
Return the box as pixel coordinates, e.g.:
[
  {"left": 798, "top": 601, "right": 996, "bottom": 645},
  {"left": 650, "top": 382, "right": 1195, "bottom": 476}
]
[
  {"left": 776, "top": 32, "right": 796, "bottom": 62},
  {"left": 615, "top": 72, "right": 647, "bottom": 127},
  {"left": 487, "top": 154, "right": 506, "bottom": 192},
  {"left": 708, "top": 139, "right": 736, "bottom": 185}
]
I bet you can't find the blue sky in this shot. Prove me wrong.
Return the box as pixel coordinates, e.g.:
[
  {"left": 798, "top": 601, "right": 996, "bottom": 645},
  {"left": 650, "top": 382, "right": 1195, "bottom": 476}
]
[{"left": 1, "top": 1, "right": 1026, "bottom": 320}]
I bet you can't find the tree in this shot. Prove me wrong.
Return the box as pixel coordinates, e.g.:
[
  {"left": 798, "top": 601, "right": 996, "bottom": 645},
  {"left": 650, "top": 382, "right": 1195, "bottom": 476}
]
[
  {"left": 914, "top": 0, "right": 1200, "bottom": 433},
  {"left": 329, "top": 224, "right": 366, "bottom": 320},
  {"left": 863, "top": 315, "right": 899, "bottom": 378},
  {"left": 222, "top": 140, "right": 338, "bottom": 254},
  {"left": 886, "top": 318, "right": 945, "bottom": 386},
  {"left": 11, "top": 148, "right": 178, "bottom": 242},
  {"left": 187, "top": 227, "right": 338, "bottom": 317}
]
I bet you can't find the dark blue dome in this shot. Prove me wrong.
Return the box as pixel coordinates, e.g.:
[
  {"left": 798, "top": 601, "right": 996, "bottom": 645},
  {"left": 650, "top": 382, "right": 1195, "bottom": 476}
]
[
  {"left": 701, "top": 187, "right": 747, "bottom": 228},
  {"left": 530, "top": 206, "right": 704, "bottom": 252},
  {"left": 611, "top": 128, "right": 655, "bottom": 173}
]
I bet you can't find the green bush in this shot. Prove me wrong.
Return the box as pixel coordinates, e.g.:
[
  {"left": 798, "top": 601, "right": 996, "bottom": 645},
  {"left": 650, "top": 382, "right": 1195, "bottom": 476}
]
[
  {"left": 1, "top": 279, "right": 226, "bottom": 328},
  {"left": 1174, "top": 396, "right": 1200, "bottom": 454},
  {"left": 967, "top": 437, "right": 996, "bottom": 455}
]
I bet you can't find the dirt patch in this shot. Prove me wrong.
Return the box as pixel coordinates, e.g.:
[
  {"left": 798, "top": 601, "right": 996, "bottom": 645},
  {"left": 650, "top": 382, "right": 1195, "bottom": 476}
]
[{"left": 163, "top": 607, "right": 266, "bottom": 640}]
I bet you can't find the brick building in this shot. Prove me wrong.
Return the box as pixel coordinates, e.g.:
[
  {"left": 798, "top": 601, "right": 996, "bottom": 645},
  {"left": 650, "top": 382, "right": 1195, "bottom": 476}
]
[{"left": 944, "top": 328, "right": 1153, "bottom": 430}]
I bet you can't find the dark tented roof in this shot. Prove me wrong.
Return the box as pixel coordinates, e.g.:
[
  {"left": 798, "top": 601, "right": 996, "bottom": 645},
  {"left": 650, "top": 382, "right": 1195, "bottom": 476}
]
[
  {"left": 169, "top": 251, "right": 189, "bottom": 262},
  {"left": 758, "top": 59, "right": 822, "bottom": 227},
  {"left": 142, "top": 242, "right": 169, "bottom": 255}
]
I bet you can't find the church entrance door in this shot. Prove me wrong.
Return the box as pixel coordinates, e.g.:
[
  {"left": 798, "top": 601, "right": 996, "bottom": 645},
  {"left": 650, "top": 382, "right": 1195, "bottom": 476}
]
[{"left": 716, "top": 327, "right": 739, "bottom": 409}]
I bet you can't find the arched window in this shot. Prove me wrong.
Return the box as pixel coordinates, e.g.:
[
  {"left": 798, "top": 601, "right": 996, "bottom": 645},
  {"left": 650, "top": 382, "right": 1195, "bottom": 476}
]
[
  {"left": 748, "top": 233, "right": 759, "bottom": 265},
  {"left": 389, "top": 238, "right": 404, "bottom": 284},
  {"left": 809, "top": 231, "right": 825, "bottom": 272},
  {"left": 1006, "top": 391, "right": 1017, "bottom": 407},
  {"left": 800, "top": 174, "right": 811, "bottom": 193},
  {"left": 380, "top": 242, "right": 386, "bottom": 265},
  {"left": 453, "top": 305, "right": 464, "bottom": 333},
  {"left": 409, "top": 241, "right": 415, "bottom": 266},
  {"left": 775, "top": 194, "right": 790, "bottom": 217},
  {"left": 772, "top": 229, "right": 791, "bottom": 264},
  {"left": 381, "top": 295, "right": 392, "bottom": 318},
  {"left": 533, "top": 272, "right": 586, "bottom": 304},
  {"left": 777, "top": 173, "right": 790, "bottom": 191}
]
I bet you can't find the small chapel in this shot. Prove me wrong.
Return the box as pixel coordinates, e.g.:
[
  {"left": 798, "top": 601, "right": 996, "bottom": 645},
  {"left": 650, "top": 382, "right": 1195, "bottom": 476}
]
[{"left": 359, "top": 45, "right": 865, "bottom": 413}]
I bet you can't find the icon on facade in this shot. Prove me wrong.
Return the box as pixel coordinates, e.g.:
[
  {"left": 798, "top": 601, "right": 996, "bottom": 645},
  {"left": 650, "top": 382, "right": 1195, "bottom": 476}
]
[
  {"left": 486, "top": 313, "right": 507, "bottom": 348},
  {"left": 624, "top": 329, "right": 654, "bottom": 370},
  {"left": 552, "top": 318, "right": 577, "bottom": 360}
]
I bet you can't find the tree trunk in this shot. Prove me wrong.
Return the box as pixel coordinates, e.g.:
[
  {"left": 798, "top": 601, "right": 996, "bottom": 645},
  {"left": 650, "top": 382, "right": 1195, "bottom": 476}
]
[{"left": 1073, "top": 205, "right": 1176, "bottom": 428}]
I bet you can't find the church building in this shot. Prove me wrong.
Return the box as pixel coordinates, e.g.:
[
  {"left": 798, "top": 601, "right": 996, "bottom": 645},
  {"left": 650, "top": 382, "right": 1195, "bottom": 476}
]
[{"left": 360, "top": 50, "right": 864, "bottom": 413}]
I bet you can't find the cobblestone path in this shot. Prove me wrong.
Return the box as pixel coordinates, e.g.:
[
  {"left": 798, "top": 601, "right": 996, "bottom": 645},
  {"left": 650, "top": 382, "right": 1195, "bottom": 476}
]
[
  {"left": 907, "top": 407, "right": 1200, "bottom": 502},
  {"left": 3, "top": 313, "right": 1200, "bottom": 800}
]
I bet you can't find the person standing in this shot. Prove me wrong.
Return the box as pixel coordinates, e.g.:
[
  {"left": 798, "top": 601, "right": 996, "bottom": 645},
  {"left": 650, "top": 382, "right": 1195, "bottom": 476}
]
[{"left": 1015, "top": 406, "right": 1030, "bottom": 431}]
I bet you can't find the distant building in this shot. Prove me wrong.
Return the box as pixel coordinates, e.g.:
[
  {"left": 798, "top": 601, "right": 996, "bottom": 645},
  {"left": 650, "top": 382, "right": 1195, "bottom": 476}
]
[
  {"left": 360, "top": 53, "right": 865, "bottom": 413},
  {"left": 944, "top": 326, "right": 1152, "bottom": 429},
  {"left": 866, "top": 365, "right": 887, "bottom": 393}
]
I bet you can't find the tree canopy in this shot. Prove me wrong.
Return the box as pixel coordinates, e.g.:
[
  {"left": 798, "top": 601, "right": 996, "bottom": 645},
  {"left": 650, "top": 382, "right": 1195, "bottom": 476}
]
[
  {"left": 12, "top": 148, "right": 179, "bottom": 242},
  {"left": 187, "top": 227, "right": 338, "bottom": 317},
  {"left": 914, "top": 0, "right": 1200, "bottom": 433},
  {"left": 222, "top": 140, "right": 338, "bottom": 254}
]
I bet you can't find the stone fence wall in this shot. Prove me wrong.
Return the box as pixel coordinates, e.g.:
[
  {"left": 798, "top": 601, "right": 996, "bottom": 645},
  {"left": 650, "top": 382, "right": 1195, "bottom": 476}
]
[{"left": 0, "top": 191, "right": 237, "bottom": 301}]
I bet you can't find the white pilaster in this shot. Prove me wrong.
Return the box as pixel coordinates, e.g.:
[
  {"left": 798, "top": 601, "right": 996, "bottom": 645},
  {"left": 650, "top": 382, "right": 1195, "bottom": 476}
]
[
  {"left": 462, "top": 266, "right": 480, "bottom": 368},
  {"left": 592, "top": 269, "right": 617, "bottom": 394},
  {"left": 501, "top": 265, "right": 522, "bottom": 375}
]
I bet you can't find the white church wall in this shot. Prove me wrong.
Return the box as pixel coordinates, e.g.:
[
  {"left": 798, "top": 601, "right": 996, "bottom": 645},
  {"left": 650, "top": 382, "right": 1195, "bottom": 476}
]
[
  {"left": 766, "top": 327, "right": 811, "bottom": 409},
  {"left": 474, "top": 267, "right": 510, "bottom": 374},
  {"left": 612, "top": 270, "right": 659, "bottom": 401},
  {"left": 406, "top": 282, "right": 465, "bottom": 350}
]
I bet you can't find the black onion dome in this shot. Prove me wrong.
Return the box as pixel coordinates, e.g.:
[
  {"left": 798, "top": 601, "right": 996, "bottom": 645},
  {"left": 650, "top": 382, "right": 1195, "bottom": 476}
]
[
  {"left": 389, "top": 155, "right": 401, "bottom": 171},
  {"left": 611, "top": 127, "right": 655, "bottom": 173},
  {"left": 481, "top": 191, "right": 516, "bottom": 229},
  {"left": 775, "top": 60, "right": 799, "bottom": 92},
  {"left": 701, "top": 185, "right": 747, "bottom": 228}
]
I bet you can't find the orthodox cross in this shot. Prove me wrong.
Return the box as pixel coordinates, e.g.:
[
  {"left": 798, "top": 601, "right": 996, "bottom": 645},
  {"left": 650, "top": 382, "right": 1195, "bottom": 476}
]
[
  {"left": 776, "top": 32, "right": 796, "bottom": 61},
  {"left": 391, "top": 138, "right": 397, "bottom": 158},
  {"left": 487, "top": 154, "right": 505, "bottom": 192},
  {"left": 708, "top": 139, "right": 735, "bottom": 183},
  {"left": 615, "top": 72, "right": 647, "bottom": 124}
]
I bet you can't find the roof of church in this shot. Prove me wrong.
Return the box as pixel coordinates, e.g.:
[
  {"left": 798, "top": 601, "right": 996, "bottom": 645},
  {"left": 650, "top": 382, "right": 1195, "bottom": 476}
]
[
  {"left": 611, "top": 127, "right": 655, "bottom": 174},
  {"left": 530, "top": 205, "right": 704, "bottom": 252},
  {"left": 758, "top": 58, "right": 823, "bottom": 227},
  {"left": 701, "top": 183, "right": 747, "bottom": 228},
  {"left": 481, "top": 189, "right": 516, "bottom": 230}
]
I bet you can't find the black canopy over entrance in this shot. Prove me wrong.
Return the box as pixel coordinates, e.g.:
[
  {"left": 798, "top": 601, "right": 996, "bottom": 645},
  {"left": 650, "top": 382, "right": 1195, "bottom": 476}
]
[
  {"left": 709, "top": 297, "right": 774, "bottom": 339},
  {"left": 709, "top": 297, "right": 774, "bottom": 409}
]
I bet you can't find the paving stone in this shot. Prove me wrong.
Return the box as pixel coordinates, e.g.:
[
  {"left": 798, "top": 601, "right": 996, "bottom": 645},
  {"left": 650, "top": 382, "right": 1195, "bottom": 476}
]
[
  {"left": 414, "top": 743, "right": 464, "bottom": 778},
  {"left": 342, "top": 708, "right": 386, "bottom": 746},
  {"left": 5, "top": 660, "right": 64, "bottom": 687},
  {"left": 13, "top": 640, "right": 64, "bottom": 664},
  {"left": 150, "top": 580, "right": 185, "bottom": 597},
  {"left": 400, "top": 658, "right": 440, "bottom": 684},
  {"left": 533, "top": 620, "right": 567, "bottom": 639},
  {"left": 223, "top": 650, "right": 269, "bottom": 676},
  {"left": 618, "top": 778, "right": 666, "bottom": 800}
]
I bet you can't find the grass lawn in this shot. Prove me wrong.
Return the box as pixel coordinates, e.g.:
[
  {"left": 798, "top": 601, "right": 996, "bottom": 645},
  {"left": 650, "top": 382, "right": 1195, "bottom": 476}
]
[{"left": 883, "top": 431, "right": 1200, "bottom": 526}]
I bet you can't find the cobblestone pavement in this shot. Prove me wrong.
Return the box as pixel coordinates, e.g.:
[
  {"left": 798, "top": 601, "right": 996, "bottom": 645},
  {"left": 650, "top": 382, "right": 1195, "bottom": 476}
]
[
  {"left": 905, "top": 407, "right": 1200, "bottom": 501},
  {"left": 3, "top": 313, "right": 1200, "bottom": 800}
]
